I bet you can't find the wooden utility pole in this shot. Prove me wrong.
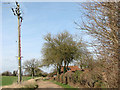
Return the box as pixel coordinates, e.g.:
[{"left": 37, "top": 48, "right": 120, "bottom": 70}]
[{"left": 11, "top": 2, "right": 23, "bottom": 83}]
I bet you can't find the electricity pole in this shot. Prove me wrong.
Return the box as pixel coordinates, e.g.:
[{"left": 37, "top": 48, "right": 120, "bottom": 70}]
[{"left": 11, "top": 2, "right": 23, "bottom": 83}]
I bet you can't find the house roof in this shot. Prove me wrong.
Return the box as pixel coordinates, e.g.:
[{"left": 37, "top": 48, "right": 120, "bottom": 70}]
[
  {"left": 53, "top": 66, "right": 81, "bottom": 75},
  {"left": 61, "top": 66, "right": 81, "bottom": 72}
]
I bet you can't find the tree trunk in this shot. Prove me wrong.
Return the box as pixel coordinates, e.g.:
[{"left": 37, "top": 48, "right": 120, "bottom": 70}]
[
  {"left": 67, "top": 61, "right": 69, "bottom": 71},
  {"left": 59, "top": 65, "right": 61, "bottom": 74},
  {"left": 57, "top": 64, "right": 59, "bottom": 75},
  {"left": 57, "top": 64, "right": 61, "bottom": 75},
  {"left": 32, "top": 68, "right": 34, "bottom": 79},
  {"left": 64, "top": 59, "right": 67, "bottom": 73},
  {"left": 80, "top": 65, "right": 82, "bottom": 69}
]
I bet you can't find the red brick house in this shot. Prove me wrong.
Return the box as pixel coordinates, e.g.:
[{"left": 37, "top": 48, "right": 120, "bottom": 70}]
[
  {"left": 53, "top": 66, "right": 81, "bottom": 77},
  {"left": 61, "top": 66, "right": 81, "bottom": 73}
]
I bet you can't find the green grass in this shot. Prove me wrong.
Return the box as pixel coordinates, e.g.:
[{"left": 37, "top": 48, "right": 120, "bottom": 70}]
[
  {"left": 1, "top": 76, "right": 32, "bottom": 86},
  {"left": 50, "top": 80, "right": 79, "bottom": 90},
  {"left": 50, "top": 80, "right": 74, "bottom": 88}
]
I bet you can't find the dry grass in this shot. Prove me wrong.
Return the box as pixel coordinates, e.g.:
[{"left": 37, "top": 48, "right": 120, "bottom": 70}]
[{"left": 2, "top": 79, "right": 38, "bottom": 89}]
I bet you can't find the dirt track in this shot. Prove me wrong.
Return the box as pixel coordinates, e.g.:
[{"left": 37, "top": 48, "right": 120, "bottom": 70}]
[
  {"left": 36, "top": 80, "right": 62, "bottom": 88},
  {"left": 2, "top": 79, "right": 62, "bottom": 89}
]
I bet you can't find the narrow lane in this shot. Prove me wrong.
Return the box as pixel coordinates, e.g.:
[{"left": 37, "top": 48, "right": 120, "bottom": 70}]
[{"left": 36, "top": 80, "right": 62, "bottom": 88}]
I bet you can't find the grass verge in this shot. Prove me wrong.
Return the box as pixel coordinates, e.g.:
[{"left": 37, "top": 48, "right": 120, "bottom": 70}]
[
  {"left": 1, "top": 76, "right": 32, "bottom": 86},
  {"left": 2, "top": 78, "right": 38, "bottom": 89},
  {"left": 50, "top": 80, "right": 74, "bottom": 88}
]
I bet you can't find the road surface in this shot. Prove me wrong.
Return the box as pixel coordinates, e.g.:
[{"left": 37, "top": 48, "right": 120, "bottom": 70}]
[{"left": 36, "top": 80, "right": 62, "bottom": 88}]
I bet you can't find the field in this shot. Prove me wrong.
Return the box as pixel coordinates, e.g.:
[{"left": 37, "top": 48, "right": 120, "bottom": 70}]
[{"left": 1, "top": 76, "right": 32, "bottom": 86}]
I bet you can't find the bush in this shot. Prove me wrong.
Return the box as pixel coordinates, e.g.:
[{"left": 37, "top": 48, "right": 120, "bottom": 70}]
[
  {"left": 79, "top": 70, "right": 103, "bottom": 88},
  {"left": 94, "top": 80, "right": 104, "bottom": 88},
  {"left": 47, "top": 72, "right": 56, "bottom": 77},
  {"left": 63, "top": 72, "right": 68, "bottom": 84},
  {"left": 12, "top": 70, "right": 17, "bottom": 76},
  {"left": 52, "top": 69, "right": 104, "bottom": 88},
  {"left": 55, "top": 74, "right": 60, "bottom": 82},
  {"left": 50, "top": 76, "right": 56, "bottom": 81},
  {"left": 63, "top": 72, "right": 75, "bottom": 87},
  {"left": 67, "top": 70, "right": 103, "bottom": 88},
  {"left": 2, "top": 71, "right": 12, "bottom": 76},
  {"left": 41, "top": 73, "right": 48, "bottom": 77},
  {"left": 60, "top": 74, "right": 64, "bottom": 83},
  {"left": 79, "top": 73, "right": 87, "bottom": 85},
  {"left": 71, "top": 71, "right": 83, "bottom": 84}
]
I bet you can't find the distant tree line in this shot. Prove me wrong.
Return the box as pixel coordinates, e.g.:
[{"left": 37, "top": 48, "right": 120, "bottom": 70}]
[{"left": 1, "top": 70, "right": 17, "bottom": 76}]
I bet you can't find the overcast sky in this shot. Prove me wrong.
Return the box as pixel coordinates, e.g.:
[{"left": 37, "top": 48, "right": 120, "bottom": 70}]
[{"left": 2, "top": 2, "right": 93, "bottom": 73}]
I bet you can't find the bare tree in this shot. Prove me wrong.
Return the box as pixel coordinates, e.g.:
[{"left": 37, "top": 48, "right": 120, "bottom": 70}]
[
  {"left": 23, "top": 58, "right": 41, "bottom": 79},
  {"left": 75, "top": 2, "right": 119, "bottom": 88},
  {"left": 74, "top": 41, "right": 94, "bottom": 69}
]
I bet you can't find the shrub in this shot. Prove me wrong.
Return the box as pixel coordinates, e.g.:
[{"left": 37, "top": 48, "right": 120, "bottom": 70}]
[
  {"left": 94, "top": 80, "right": 104, "bottom": 88},
  {"left": 60, "top": 74, "right": 64, "bottom": 83},
  {"left": 56, "top": 74, "right": 60, "bottom": 82},
  {"left": 52, "top": 69, "right": 104, "bottom": 88},
  {"left": 12, "top": 70, "right": 17, "bottom": 76},
  {"left": 50, "top": 77, "right": 55, "bottom": 81},
  {"left": 66, "top": 70, "right": 103, "bottom": 88},
  {"left": 2, "top": 71, "right": 12, "bottom": 76},
  {"left": 80, "top": 70, "right": 103, "bottom": 88},
  {"left": 63, "top": 72, "right": 68, "bottom": 84},
  {"left": 71, "top": 71, "right": 83, "bottom": 84}
]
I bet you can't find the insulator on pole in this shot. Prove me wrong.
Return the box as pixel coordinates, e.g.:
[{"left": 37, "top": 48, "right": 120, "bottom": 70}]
[
  {"left": 14, "top": 13, "right": 16, "bottom": 16},
  {"left": 16, "top": 2, "right": 18, "bottom": 6},
  {"left": 15, "top": 9, "right": 17, "bottom": 13},
  {"left": 11, "top": 8, "right": 14, "bottom": 12},
  {"left": 11, "top": 8, "right": 16, "bottom": 16},
  {"left": 16, "top": 2, "right": 20, "bottom": 7}
]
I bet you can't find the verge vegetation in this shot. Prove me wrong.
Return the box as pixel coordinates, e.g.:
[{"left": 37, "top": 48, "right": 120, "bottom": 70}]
[{"left": 2, "top": 76, "right": 32, "bottom": 86}]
